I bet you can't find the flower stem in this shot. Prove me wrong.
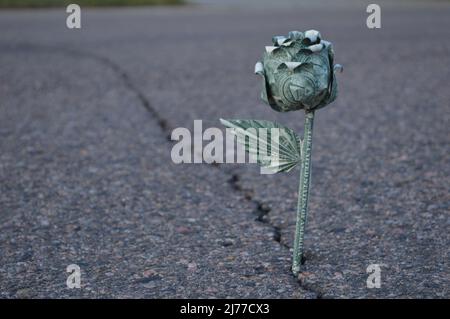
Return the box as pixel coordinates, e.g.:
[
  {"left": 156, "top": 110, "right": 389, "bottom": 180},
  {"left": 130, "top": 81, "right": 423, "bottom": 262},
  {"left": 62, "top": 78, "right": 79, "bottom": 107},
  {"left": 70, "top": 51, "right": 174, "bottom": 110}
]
[{"left": 292, "top": 110, "right": 315, "bottom": 276}]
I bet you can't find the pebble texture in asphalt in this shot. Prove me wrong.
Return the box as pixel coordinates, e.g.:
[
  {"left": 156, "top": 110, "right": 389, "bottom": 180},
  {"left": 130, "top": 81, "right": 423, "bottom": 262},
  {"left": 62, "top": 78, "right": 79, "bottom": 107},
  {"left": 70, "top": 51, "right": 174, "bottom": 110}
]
[{"left": 0, "top": 2, "right": 449, "bottom": 298}]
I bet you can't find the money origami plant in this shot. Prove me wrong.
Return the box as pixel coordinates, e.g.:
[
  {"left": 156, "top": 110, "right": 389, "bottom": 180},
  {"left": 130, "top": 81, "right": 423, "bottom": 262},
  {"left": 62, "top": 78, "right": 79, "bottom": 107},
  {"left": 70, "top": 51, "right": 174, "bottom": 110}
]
[{"left": 221, "top": 30, "right": 342, "bottom": 275}]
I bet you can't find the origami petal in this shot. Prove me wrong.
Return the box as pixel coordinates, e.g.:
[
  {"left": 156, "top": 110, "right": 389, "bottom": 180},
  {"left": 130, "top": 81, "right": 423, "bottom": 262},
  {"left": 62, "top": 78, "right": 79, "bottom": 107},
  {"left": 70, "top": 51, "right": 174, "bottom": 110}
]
[
  {"left": 272, "top": 36, "right": 289, "bottom": 46},
  {"left": 304, "top": 29, "right": 321, "bottom": 44},
  {"left": 254, "top": 61, "right": 264, "bottom": 75},
  {"left": 334, "top": 64, "right": 344, "bottom": 73},
  {"left": 307, "top": 43, "right": 324, "bottom": 52},
  {"left": 255, "top": 62, "right": 280, "bottom": 110},
  {"left": 265, "top": 46, "right": 280, "bottom": 53},
  {"left": 288, "top": 30, "right": 303, "bottom": 40},
  {"left": 278, "top": 61, "right": 304, "bottom": 71}
]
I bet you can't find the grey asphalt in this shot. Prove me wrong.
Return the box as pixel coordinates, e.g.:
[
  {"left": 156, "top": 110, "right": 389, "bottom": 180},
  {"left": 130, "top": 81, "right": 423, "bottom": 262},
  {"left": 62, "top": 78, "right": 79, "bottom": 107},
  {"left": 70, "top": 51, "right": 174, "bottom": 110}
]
[{"left": 0, "top": 0, "right": 449, "bottom": 298}]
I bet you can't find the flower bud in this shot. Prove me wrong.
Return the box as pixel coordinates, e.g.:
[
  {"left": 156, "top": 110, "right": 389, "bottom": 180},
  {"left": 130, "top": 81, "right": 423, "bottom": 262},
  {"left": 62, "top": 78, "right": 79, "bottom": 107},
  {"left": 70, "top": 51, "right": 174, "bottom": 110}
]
[{"left": 255, "top": 30, "right": 340, "bottom": 112}]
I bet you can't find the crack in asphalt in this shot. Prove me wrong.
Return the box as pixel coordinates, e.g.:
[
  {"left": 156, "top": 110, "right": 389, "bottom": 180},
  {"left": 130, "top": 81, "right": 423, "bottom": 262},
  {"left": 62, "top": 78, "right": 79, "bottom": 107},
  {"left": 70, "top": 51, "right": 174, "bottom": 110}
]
[
  {"left": 72, "top": 51, "right": 172, "bottom": 137},
  {"left": 227, "top": 174, "right": 289, "bottom": 249},
  {"left": 6, "top": 43, "right": 322, "bottom": 298},
  {"left": 66, "top": 46, "right": 323, "bottom": 298},
  {"left": 227, "top": 174, "right": 323, "bottom": 298}
]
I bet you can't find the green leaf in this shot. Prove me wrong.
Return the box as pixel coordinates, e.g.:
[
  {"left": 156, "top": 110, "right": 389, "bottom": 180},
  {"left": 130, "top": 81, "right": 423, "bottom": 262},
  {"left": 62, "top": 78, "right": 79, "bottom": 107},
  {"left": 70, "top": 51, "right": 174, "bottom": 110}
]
[{"left": 220, "top": 119, "right": 302, "bottom": 173}]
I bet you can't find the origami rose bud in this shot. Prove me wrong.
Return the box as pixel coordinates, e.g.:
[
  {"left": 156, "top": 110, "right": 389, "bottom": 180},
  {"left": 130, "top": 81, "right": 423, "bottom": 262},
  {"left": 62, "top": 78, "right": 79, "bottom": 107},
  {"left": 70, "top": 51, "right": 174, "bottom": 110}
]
[{"left": 255, "top": 30, "right": 341, "bottom": 112}]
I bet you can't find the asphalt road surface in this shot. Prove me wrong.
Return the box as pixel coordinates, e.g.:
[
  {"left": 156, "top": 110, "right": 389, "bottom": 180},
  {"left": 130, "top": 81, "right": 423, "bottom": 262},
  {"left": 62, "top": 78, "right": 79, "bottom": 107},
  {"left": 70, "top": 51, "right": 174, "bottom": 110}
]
[{"left": 0, "top": 1, "right": 449, "bottom": 298}]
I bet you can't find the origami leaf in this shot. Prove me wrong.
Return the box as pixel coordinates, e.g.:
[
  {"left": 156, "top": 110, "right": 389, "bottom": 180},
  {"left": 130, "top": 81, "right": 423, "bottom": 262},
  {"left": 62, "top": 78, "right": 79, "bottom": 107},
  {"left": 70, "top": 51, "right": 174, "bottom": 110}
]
[{"left": 220, "top": 119, "right": 302, "bottom": 173}]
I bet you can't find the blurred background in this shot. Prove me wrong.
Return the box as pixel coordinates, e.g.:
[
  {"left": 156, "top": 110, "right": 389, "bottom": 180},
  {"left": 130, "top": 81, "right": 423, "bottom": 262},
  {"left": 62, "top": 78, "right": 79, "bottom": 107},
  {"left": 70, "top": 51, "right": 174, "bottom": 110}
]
[
  {"left": 0, "top": 0, "right": 449, "bottom": 298},
  {"left": 0, "top": 0, "right": 182, "bottom": 7}
]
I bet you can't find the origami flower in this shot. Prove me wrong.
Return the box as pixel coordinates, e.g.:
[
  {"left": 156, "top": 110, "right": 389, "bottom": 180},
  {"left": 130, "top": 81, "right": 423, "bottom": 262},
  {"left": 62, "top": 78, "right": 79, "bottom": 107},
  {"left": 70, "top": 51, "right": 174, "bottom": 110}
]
[
  {"left": 222, "top": 30, "right": 342, "bottom": 276},
  {"left": 255, "top": 30, "right": 342, "bottom": 112}
]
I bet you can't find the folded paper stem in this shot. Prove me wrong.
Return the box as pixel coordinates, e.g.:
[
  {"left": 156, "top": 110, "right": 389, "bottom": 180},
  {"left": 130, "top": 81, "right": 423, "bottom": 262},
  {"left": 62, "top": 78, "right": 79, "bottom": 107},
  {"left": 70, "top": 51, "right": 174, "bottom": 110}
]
[{"left": 292, "top": 110, "right": 315, "bottom": 276}]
